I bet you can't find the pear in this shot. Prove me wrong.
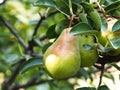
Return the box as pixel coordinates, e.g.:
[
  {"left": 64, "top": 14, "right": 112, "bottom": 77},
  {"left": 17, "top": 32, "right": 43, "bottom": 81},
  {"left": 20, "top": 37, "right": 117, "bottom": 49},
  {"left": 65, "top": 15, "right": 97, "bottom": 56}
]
[
  {"left": 79, "top": 35, "right": 98, "bottom": 67},
  {"left": 44, "top": 28, "right": 81, "bottom": 79},
  {"left": 97, "top": 18, "right": 120, "bottom": 56}
]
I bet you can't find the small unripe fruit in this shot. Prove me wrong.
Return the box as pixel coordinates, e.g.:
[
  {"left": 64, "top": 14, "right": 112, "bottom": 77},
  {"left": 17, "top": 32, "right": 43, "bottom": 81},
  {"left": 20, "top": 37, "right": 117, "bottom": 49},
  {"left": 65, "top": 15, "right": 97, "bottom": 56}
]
[{"left": 79, "top": 35, "right": 98, "bottom": 67}]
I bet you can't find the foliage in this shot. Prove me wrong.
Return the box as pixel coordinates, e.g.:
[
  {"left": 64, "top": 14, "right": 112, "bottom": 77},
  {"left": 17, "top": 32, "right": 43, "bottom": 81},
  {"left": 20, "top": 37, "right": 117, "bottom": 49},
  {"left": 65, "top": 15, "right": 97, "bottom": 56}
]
[{"left": 0, "top": 0, "right": 120, "bottom": 90}]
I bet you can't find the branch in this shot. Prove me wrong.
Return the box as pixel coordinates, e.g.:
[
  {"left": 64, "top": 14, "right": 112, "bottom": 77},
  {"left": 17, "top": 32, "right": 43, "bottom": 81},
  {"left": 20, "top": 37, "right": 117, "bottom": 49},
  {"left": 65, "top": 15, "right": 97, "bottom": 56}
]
[
  {"left": 11, "top": 79, "right": 53, "bottom": 90},
  {"left": 32, "top": 10, "right": 58, "bottom": 37},
  {"left": 0, "top": 16, "right": 28, "bottom": 49},
  {"left": 32, "top": 13, "right": 45, "bottom": 37},
  {"left": 97, "top": 54, "right": 120, "bottom": 64},
  {"left": 27, "top": 11, "right": 58, "bottom": 53},
  {"left": 39, "top": 35, "right": 47, "bottom": 41},
  {"left": 2, "top": 59, "right": 25, "bottom": 90},
  {"left": 97, "top": 64, "right": 105, "bottom": 89},
  {"left": 111, "top": 15, "right": 120, "bottom": 19}
]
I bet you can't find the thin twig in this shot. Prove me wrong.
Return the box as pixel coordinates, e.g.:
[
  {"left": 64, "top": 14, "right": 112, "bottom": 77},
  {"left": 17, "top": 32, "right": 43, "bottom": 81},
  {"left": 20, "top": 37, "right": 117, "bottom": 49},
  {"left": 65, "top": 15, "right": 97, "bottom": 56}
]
[
  {"left": 27, "top": 11, "right": 58, "bottom": 53},
  {"left": 0, "top": 16, "right": 28, "bottom": 49},
  {"left": 32, "top": 13, "right": 45, "bottom": 37},
  {"left": 32, "top": 11, "right": 58, "bottom": 37},
  {"left": 97, "top": 64, "right": 105, "bottom": 89}
]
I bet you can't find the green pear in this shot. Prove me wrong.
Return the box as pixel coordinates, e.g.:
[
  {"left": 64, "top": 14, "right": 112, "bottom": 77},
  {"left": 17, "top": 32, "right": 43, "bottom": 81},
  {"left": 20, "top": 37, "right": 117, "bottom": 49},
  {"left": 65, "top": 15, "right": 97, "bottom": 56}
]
[
  {"left": 97, "top": 18, "right": 118, "bottom": 47},
  {"left": 79, "top": 35, "right": 98, "bottom": 67},
  {"left": 44, "top": 28, "right": 81, "bottom": 79},
  {"left": 97, "top": 18, "right": 120, "bottom": 56}
]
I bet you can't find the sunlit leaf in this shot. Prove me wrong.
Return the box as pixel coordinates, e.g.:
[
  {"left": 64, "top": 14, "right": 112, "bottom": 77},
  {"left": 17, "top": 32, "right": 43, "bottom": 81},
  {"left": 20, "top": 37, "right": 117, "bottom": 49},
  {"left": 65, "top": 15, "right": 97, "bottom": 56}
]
[
  {"left": 104, "top": 72, "right": 115, "bottom": 83},
  {"left": 33, "top": 0, "right": 56, "bottom": 8},
  {"left": 98, "top": 43, "right": 114, "bottom": 53},
  {"left": 109, "top": 36, "right": 120, "bottom": 49},
  {"left": 29, "top": 20, "right": 39, "bottom": 25},
  {"left": 6, "top": 54, "right": 20, "bottom": 65},
  {"left": 101, "top": 15, "right": 108, "bottom": 32},
  {"left": 112, "top": 20, "right": 120, "bottom": 32}
]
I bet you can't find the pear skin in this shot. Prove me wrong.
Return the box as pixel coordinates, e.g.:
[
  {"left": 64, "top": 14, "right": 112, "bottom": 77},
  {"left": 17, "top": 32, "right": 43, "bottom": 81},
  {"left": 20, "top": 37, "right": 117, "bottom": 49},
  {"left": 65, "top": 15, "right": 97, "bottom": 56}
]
[
  {"left": 79, "top": 35, "right": 98, "bottom": 67},
  {"left": 44, "top": 28, "right": 81, "bottom": 79}
]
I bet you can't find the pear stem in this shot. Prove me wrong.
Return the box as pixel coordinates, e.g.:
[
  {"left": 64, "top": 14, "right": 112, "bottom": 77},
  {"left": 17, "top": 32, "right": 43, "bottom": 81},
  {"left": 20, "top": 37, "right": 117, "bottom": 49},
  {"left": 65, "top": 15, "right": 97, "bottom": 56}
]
[{"left": 68, "top": 14, "right": 76, "bottom": 28}]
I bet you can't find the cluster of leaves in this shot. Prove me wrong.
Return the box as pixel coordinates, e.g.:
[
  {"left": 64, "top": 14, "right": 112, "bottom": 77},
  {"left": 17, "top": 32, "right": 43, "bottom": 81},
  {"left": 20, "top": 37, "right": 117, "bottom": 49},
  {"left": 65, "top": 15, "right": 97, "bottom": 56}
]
[{"left": 0, "top": 0, "right": 120, "bottom": 90}]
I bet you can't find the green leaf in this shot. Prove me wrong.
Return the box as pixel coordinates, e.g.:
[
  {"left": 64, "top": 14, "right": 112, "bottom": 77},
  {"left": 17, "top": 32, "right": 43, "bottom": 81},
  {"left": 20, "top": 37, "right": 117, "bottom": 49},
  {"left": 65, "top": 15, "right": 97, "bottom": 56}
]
[
  {"left": 55, "top": 19, "right": 69, "bottom": 35},
  {"left": 78, "top": 68, "right": 89, "bottom": 80},
  {"left": 81, "top": 2, "right": 102, "bottom": 30},
  {"left": 113, "top": 8, "right": 120, "bottom": 16},
  {"left": 101, "top": 15, "right": 108, "bottom": 32},
  {"left": 42, "top": 42, "right": 53, "bottom": 54},
  {"left": 19, "top": 57, "right": 43, "bottom": 74},
  {"left": 54, "top": 0, "right": 70, "bottom": 18},
  {"left": 112, "top": 20, "right": 120, "bottom": 32},
  {"left": 76, "top": 87, "right": 96, "bottom": 90},
  {"left": 104, "top": 1, "right": 120, "bottom": 13},
  {"left": 0, "top": 33, "right": 10, "bottom": 38},
  {"left": 29, "top": 20, "right": 39, "bottom": 25},
  {"left": 70, "top": 23, "right": 98, "bottom": 35},
  {"left": 34, "top": 38, "right": 42, "bottom": 47},
  {"left": 111, "top": 63, "right": 120, "bottom": 71},
  {"left": 79, "top": 13, "right": 88, "bottom": 24},
  {"left": 109, "top": 36, "right": 120, "bottom": 49},
  {"left": 81, "top": 2, "right": 94, "bottom": 13},
  {"left": 46, "top": 25, "right": 57, "bottom": 39},
  {"left": 104, "top": 72, "right": 115, "bottom": 83},
  {"left": 98, "top": 43, "right": 114, "bottom": 53},
  {"left": 98, "top": 85, "right": 110, "bottom": 90},
  {"left": 6, "top": 54, "right": 20, "bottom": 65},
  {"left": 33, "top": 0, "right": 56, "bottom": 8},
  {"left": 72, "top": 1, "right": 82, "bottom": 7},
  {"left": 89, "top": 11, "right": 102, "bottom": 30}
]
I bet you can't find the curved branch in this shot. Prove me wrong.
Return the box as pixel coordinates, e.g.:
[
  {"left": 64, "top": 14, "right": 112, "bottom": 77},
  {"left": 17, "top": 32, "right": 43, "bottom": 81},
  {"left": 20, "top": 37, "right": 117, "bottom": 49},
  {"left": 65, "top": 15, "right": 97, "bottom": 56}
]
[
  {"left": 0, "top": 16, "right": 28, "bottom": 49},
  {"left": 97, "top": 54, "right": 120, "bottom": 64},
  {"left": 27, "top": 11, "right": 58, "bottom": 53}
]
